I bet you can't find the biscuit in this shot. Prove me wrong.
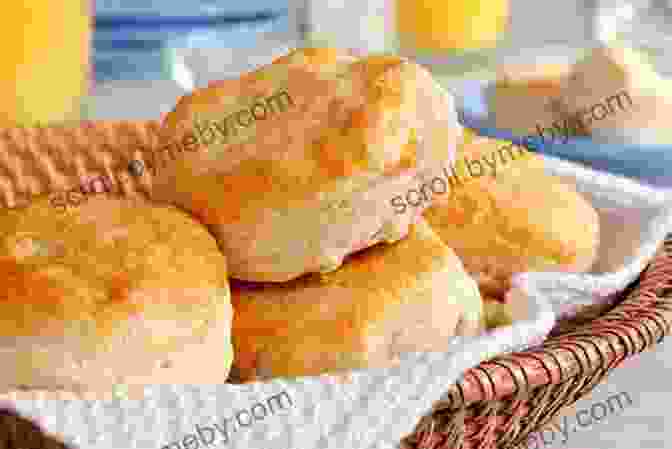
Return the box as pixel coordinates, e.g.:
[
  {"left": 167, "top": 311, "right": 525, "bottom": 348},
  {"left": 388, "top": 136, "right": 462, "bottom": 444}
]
[
  {"left": 0, "top": 194, "right": 233, "bottom": 398},
  {"left": 488, "top": 62, "right": 575, "bottom": 137},
  {"left": 228, "top": 219, "right": 482, "bottom": 382},
  {"left": 152, "top": 47, "right": 461, "bottom": 282},
  {"left": 424, "top": 134, "right": 600, "bottom": 301},
  {"left": 560, "top": 45, "right": 672, "bottom": 145}
]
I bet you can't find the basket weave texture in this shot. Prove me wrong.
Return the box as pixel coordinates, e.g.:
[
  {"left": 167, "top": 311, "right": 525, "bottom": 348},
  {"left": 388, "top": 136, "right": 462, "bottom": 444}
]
[{"left": 402, "top": 236, "right": 672, "bottom": 449}]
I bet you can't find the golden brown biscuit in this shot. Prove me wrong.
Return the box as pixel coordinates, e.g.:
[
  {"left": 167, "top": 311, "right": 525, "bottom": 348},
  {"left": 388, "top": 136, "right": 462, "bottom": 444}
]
[
  {"left": 424, "top": 134, "right": 600, "bottom": 301},
  {"left": 0, "top": 194, "right": 233, "bottom": 399},
  {"left": 152, "top": 47, "right": 461, "bottom": 282},
  {"left": 228, "top": 219, "right": 482, "bottom": 382}
]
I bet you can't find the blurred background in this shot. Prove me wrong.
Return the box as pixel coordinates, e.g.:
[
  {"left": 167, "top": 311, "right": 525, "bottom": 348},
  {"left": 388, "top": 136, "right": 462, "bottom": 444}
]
[
  {"left": 8, "top": 0, "right": 672, "bottom": 182},
  {"left": 91, "top": 0, "right": 662, "bottom": 83},
  {"left": 93, "top": 0, "right": 672, "bottom": 80},
  {"left": 8, "top": 0, "right": 672, "bottom": 123}
]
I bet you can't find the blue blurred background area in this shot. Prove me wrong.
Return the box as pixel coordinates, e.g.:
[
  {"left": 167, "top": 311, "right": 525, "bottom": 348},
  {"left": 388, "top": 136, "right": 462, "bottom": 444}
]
[
  {"left": 93, "top": 0, "right": 293, "bottom": 82},
  {"left": 90, "top": 0, "right": 672, "bottom": 189},
  {"left": 456, "top": 78, "right": 672, "bottom": 189},
  {"left": 96, "top": 0, "right": 286, "bottom": 18}
]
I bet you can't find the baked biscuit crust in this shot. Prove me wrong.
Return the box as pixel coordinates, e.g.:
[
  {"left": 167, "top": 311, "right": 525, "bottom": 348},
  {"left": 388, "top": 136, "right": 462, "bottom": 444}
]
[
  {"left": 424, "top": 134, "right": 600, "bottom": 300},
  {"left": 229, "top": 219, "right": 482, "bottom": 382},
  {"left": 153, "top": 47, "right": 461, "bottom": 282},
  {"left": 0, "top": 195, "right": 233, "bottom": 398}
]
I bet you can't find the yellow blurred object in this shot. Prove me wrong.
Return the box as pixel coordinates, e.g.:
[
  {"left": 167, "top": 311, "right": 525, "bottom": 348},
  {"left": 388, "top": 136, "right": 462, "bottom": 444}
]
[
  {"left": 397, "top": 0, "right": 509, "bottom": 53},
  {"left": 2, "top": 1, "right": 91, "bottom": 127}
]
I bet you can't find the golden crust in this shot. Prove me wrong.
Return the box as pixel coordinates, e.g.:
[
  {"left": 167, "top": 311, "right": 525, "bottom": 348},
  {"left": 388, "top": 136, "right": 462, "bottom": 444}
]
[
  {"left": 153, "top": 47, "right": 460, "bottom": 282},
  {"left": 159, "top": 49, "right": 416, "bottom": 188},
  {"left": 0, "top": 194, "right": 233, "bottom": 396},
  {"left": 424, "top": 134, "right": 600, "bottom": 299},
  {"left": 229, "top": 219, "right": 483, "bottom": 382}
]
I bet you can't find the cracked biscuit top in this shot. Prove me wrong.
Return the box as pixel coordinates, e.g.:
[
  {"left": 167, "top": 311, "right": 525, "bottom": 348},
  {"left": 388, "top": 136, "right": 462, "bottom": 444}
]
[{"left": 153, "top": 47, "right": 461, "bottom": 282}]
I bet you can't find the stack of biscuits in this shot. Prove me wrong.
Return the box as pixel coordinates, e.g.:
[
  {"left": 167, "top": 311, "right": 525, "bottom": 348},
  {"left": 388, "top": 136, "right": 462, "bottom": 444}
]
[{"left": 0, "top": 47, "right": 600, "bottom": 398}]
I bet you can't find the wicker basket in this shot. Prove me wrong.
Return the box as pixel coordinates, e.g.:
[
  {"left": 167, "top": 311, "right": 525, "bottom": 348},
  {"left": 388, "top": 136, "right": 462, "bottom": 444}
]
[
  {"left": 402, "top": 236, "right": 672, "bottom": 449},
  {"left": 0, "top": 121, "right": 670, "bottom": 449}
]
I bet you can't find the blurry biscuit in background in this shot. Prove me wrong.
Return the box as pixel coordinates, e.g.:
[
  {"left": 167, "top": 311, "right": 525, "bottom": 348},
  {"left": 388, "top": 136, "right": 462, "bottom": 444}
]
[
  {"left": 0, "top": 195, "right": 233, "bottom": 399},
  {"left": 488, "top": 62, "right": 576, "bottom": 137},
  {"left": 228, "top": 219, "right": 482, "bottom": 383},
  {"left": 560, "top": 45, "right": 672, "bottom": 145}
]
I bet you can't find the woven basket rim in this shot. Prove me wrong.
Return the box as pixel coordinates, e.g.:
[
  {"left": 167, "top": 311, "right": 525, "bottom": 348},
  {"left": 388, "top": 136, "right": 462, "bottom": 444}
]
[
  {"left": 402, "top": 236, "right": 672, "bottom": 449},
  {"left": 424, "top": 236, "right": 672, "bottom": 413}
]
